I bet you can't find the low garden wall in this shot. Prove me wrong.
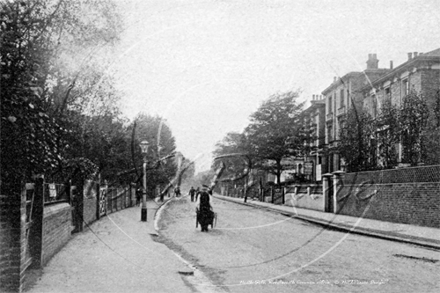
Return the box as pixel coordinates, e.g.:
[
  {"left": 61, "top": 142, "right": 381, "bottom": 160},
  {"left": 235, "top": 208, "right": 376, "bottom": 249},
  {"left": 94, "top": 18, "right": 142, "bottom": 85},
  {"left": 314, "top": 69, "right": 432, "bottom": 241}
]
[
  {"left": 2, "top": 178, "right": 137, "bottom": 293},
  {"left": 41, "top": 203, "right": 72, "bottom": 266},
  {"left": 284, "top": 184, "right": 324, "bottom": 211},
  {"left": 337, "top": 165, "right": 440, "bottom": 228}
]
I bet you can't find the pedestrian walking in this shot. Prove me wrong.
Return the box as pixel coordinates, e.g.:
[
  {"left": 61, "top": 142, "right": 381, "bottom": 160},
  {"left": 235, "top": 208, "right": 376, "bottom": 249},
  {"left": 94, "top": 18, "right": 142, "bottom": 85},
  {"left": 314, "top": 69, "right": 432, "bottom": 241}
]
[
  {"left": 136, "top": 187, "right": 142, "bottom": 206},
  {"left": 71, "top": 186, "right": 81, "bottom": 233},
  {"left": 174, "top": 186, "right": 181, "bottom": 197},
  {"left": 196, "top": 185, "right": 215, "bottom": 232},
  {"left": 189, "top": 186, "right": 196, "bottom": 202}
]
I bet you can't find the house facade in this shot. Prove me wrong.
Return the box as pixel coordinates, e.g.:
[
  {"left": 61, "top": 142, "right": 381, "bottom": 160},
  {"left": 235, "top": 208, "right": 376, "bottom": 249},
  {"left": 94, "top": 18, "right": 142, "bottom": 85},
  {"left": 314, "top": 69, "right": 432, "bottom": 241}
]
[
  {"left": 361, "top": 48, "right": 440, "bottom": 166},
  {"left": 301, "top": 95, "right": 326, "bottom": 181},
  {"left": 321, "top": 54, "right": 390, "bottom": 173}
]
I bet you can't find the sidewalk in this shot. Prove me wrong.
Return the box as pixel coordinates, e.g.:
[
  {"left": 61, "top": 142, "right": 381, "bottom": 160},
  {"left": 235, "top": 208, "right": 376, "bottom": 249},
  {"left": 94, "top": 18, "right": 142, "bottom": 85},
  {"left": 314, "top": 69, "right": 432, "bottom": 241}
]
[
  {"left": 25, "top": 197, "right": 196, "bottom": 293},
  {"left": 214, "top": 194, "right": 440, "bottom": 250}
]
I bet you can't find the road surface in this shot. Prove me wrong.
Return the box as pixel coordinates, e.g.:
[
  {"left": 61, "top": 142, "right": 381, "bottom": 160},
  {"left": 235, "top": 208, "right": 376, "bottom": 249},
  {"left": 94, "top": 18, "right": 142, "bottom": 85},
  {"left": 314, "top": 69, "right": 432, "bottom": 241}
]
[{"left": 156, "top": 196, "right": 440, "bottom": 293}]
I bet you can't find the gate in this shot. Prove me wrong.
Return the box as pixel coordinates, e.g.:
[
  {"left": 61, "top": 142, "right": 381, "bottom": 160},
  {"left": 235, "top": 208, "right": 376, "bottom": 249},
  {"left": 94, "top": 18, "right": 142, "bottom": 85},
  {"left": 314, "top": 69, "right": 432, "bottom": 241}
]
[
  {"left": 327, "top": 179, "right": 334, "bottom": 213},
  {"left": 99, "top": 186, "right": 107, "bottom": 217},
  {"left": 23, "top": 183, "right": 35, "bottom": 271},
  {"left": 272, "top": 186, "right": 285, "bottom": 205},
  {"left": 22, "top": 178, "right": 44, "bottom": 270}
]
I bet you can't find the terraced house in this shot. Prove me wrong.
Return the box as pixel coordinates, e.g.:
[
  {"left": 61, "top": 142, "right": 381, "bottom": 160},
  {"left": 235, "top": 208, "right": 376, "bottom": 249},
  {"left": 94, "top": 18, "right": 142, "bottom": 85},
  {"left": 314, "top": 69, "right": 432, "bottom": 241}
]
[
  {"left": 300, "top": 95, "right": 326, "bottom": 182},
  {"left": 361, "top": 48, "right": 440, "bottom": 168},
  {"left": 321, "top": 54, "right": 390, "bottom": 173}
]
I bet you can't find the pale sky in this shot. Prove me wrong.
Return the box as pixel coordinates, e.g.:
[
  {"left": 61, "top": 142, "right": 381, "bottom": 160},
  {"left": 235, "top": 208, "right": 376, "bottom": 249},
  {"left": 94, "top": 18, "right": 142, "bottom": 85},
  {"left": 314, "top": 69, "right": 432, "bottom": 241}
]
[{"left": 110, "top": 0, "right": 440, "bottom": 173}]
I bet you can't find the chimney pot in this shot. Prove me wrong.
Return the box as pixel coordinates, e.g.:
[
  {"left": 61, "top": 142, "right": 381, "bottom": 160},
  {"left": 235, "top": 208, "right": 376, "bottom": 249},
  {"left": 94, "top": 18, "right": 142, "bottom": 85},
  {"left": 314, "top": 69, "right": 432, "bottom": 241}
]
[
  {"left": 408, "top": 52, "right": 413, "bottom": 60},
  {"left": 390, "top": 61, "right": 393, "bottom": 69},
  {"left": 366, "top": 53, "right": 379, "bottom": 70}
]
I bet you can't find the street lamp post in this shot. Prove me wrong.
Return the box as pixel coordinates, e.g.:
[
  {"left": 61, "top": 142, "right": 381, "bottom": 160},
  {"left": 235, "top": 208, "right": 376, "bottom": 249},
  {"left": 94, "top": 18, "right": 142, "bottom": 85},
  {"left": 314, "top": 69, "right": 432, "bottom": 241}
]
[{"left": 140, "top": 140, "right": 149, "bottom": 222}]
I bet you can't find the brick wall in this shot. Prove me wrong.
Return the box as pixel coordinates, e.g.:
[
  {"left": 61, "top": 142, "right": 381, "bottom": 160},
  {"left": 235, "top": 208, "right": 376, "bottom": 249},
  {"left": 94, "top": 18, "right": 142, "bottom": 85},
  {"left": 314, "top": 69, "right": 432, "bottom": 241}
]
[
  {"left": 41, "top": 203, "right": 72, "bottom": 266},
  {"left": 285, "top": 185, "right": 324, "bottom": 211},
  {"left": 0, "top": 194, "right": 26, "bottom": 293},
  {"left": 337, "top": 165, "right": 440, "bottom": 228}
]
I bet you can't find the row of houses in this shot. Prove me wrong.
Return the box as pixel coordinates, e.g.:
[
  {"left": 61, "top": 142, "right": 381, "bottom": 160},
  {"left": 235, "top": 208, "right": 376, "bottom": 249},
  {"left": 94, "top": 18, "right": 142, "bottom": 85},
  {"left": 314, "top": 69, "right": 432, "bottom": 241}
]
[{"left": 287, "top": 48, "right": 440, "bottom": 183}]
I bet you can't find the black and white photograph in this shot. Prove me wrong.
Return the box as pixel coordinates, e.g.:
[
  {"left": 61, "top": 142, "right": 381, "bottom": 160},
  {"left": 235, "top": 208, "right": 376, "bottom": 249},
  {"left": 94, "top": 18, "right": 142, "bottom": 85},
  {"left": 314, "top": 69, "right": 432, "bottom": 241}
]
[{"left": 1, "top": 0, "right": 439, "bottom": 292}]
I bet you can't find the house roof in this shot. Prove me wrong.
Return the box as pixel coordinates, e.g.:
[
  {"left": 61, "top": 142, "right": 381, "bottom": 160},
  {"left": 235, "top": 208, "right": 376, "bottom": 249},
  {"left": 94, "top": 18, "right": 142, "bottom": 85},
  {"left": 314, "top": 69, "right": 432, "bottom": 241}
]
[
  {"left": 423, "top": 48, "right": 440, "bottom": 57},
  {"left": 359, "top": 47, "right": 440, "bottom": 92},
  {"left": 303, "top": 99, "right": 325, "bottom": 113},
  {"left": 321, "top": 72, "right": 362, "bottom": 95}
]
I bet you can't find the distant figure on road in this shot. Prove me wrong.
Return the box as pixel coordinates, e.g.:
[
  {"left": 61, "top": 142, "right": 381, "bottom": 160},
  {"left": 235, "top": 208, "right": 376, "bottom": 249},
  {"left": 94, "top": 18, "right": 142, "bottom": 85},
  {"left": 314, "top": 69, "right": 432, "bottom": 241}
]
[
  {"left": 136, "top": 187, "right": 142, "bottom": 206},
  {"left": 196, "top": 185, "right": 215, "bottom": 232},
  {"left": 189, "top": 186, "right": 196, "bottom": 202},
  {"left": 174, "top": 186, "right": 181, "bottom": 197}
]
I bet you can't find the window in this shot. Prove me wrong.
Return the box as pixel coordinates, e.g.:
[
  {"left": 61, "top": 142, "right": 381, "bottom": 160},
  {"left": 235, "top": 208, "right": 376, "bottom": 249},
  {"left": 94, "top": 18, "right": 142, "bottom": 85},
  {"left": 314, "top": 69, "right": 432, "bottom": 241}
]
[
  {"left": 372, "top": 95, "right": 378, "bottom": 118},
  {"left": 327, "top": 125, "right": 333, "bottom": 142},
  {"left": 340, "top": 89, "right": 345, "bottom": 107},
  {"left": 402, "top": 79, "right": 409, "bottom": 96},
  {"left": 328, "top": 96, "right": 333, "bottom": 113},
  {"left": 385, "top": 87, "right": 391, "bottom": 102}
]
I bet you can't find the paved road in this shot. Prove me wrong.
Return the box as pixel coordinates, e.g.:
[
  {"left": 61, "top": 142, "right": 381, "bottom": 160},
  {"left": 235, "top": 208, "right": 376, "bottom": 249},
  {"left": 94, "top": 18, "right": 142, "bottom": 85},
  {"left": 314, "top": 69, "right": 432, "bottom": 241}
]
[{"left": 157, "top": 196, "right": 440, "bottom": 293}]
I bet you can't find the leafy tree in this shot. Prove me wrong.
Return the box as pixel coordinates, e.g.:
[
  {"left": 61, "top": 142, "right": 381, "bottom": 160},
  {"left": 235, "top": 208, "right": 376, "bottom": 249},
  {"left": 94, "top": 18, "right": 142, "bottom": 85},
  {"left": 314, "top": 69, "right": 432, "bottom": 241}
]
[
  {"left": 180, "top": 160, "right": 195, "bottom": 186},
  {"left": 399, "top": 91, "right": 429, "bottom": 166},
  {"left": 1, "top": 1, "right": 61, "bottom": 191},
  {"left": 244, "top": 91, "right": 305, "bottom": 184},
  {"left": 213, "top": 132, "right": 250, "bottom": 180},
  {"left": 131, "top": 114, "right": 177, "bottom": 194},
  {"left": 376, "top": 99, "right": 400, "bottom": 169},
  {"left": 339, "top": 108, "right": 376, "bottom": 172},
  {"left": 1, "top": 0, "right": 123, "bottom": 193},
  {"left": 421, "top": 90, "right": 440, "bottom": 165},
  {"left": 192, "top": 169, "right": 216, "bottom": 188}
]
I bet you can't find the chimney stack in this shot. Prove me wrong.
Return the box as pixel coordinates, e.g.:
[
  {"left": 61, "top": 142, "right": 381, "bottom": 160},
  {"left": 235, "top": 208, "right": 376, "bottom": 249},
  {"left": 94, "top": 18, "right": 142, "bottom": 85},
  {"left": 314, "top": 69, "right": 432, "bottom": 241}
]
[
  {"left": 408, "top": 52, "right": 413, "bottom": 60},
  {"left": 414, "top": 52, "right": 418, "bottom": 58},
  {"left": 366, "top": 53, "right": 379, "bottom": 70},
  {"left": 390, "top": 61, "right": 393, "bottom": 69}
]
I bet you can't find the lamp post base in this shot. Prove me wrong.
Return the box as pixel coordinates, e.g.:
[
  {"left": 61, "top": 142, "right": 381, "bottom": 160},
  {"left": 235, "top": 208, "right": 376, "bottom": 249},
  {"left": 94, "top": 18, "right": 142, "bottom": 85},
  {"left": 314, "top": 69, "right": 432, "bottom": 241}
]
[{"left": 141, "top": 207, "right": 147, "bottom": 222}]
